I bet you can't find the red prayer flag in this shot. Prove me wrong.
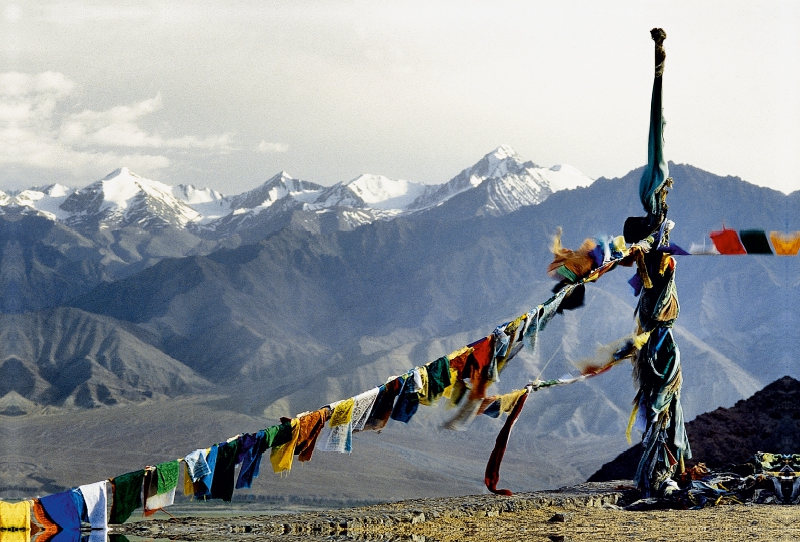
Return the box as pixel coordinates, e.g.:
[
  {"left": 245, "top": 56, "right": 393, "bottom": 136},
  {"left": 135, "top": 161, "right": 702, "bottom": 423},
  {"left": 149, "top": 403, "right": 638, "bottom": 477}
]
[{"left": 709, "top": 227, "right": 746, "bottom": 255}]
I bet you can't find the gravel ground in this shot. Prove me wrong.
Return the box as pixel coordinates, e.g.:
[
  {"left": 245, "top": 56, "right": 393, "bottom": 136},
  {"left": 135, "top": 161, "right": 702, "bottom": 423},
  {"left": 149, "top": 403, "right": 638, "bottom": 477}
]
[{"left": 111, "top": 480, "right": 800, "bottom": 541}]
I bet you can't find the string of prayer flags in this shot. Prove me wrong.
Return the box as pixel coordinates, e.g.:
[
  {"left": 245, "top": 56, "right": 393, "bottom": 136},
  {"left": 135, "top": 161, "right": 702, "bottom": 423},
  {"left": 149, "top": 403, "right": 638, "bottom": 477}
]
[
  {"left": 700, "top": 227, "right": 800, "bottom": 255},
  {"left": 0, "top": 226, "right": 704, "bottom": 522}
]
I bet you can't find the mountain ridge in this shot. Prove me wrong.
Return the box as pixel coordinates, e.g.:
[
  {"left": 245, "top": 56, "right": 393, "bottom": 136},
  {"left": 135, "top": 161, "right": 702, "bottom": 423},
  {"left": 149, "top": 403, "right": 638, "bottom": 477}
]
[
  {"left": 1, "top": 146, "right": 593, "bottom": 236},
  {"left": 1, "top": 159, "right": 799, "bottom": 498}
]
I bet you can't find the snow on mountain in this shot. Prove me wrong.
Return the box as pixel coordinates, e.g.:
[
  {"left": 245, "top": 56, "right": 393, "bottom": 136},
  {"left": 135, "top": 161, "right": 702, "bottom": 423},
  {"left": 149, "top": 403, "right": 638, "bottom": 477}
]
[
  {"left": 228, "top": 172, "right": 323, "bottom": 211},
  {"left": 173, "top": 184, "right": 224, "bottom": 204},
  {"left": 543, "top": 164, "right": 594, "bottom": 192},
  {"left": 171, "top": 184, "right": 231, "bottom": 224},
  {"left": 310, "top": 183, "right": 367, "bottom": 210},
  {"left": 1, "top": 184, "right": 75, "bottom": 220},
  {"left": 407, "top": 145, "right": 544, "bottom": 211},
  {"left": 0, "top": 147, "right": 593, "bottom": 234},
  {"left": 59, "top": 167, "right": 201, "bottom": 228},
  {"left": 344, "top": 174, "right": 431, "bottom": 210},
  {"left": 407, "top": 145, "right": 593, "bottom": 215}
]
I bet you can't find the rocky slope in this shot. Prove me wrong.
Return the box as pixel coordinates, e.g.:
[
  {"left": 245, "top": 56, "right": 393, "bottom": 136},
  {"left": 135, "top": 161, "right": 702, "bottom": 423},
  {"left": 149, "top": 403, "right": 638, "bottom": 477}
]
[{"left": 589, "top": 376, "right": 800, "bottom": 481}]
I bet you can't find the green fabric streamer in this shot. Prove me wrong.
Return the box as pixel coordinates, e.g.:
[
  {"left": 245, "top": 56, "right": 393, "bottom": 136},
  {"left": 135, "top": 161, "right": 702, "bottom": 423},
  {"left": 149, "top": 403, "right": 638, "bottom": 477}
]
[
  {"left": 155, "top": 460, "right": 180, "bottom": 495},
  {"left": 109, "top": 469, "right": 145, "bottom": 524},
  {"left": 425, "top": 356, "right": 451, "bottom": 403},
  {"left": 264, "top": 421, "right": 294, "bottom": 448}
]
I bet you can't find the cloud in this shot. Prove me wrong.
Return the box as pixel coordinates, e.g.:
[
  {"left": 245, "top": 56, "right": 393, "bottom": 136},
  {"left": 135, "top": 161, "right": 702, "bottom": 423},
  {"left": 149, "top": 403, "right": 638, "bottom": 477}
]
[
  {"left": 258, "top": 139, "right": 289, "bottom": 154},
  {"left": 0, "top": 72, "right": 233, "bottom": 179},
  {"left": 257, "top": 140, "right": 289, "bottom": 153}
]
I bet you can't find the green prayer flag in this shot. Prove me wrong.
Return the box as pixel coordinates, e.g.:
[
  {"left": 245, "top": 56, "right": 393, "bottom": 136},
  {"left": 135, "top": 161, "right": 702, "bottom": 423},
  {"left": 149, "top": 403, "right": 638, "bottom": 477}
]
[
  {"left": 109, "top": 469, "right": 145, "bottom": 524},
  {"left": 155, "top": 460, "right": 180, "bottom": 495}
]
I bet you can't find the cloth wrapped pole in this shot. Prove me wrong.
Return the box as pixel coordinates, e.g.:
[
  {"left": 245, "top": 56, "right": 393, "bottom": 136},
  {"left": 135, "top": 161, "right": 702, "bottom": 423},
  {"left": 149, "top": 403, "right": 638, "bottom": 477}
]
[
  {"left": 631, "top": 248, "right": 691, "bottom": 496},
  {"left": 639, "top": 28, "right": 670, "bottom": 223},
  {"left": 629, "top": 28, "right": 690, "bottom": 497}
]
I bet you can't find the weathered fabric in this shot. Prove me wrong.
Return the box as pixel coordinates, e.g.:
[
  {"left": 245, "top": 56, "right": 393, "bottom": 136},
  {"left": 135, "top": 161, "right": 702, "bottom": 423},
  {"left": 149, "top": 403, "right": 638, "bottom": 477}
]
[
  {"left": 445, "top": 346, "right": 473, "bottom": 376},
  {"left": 423, "top": 356, "right": 451, "bottom": 404},
  {"left": 463, "top": 335, "right": 496, "bottom": 400},
  {"left": 69, "top": 489, "right": 87, "bottom": 524},
  {"left": 183, "top": 462, "right": 194, "bottom": 496},
  {"left": 294, "top": 408, "right": 329, "bottom": 462},
  {"left": 144, "top": 466, "right": 176, "bottom": 515},
  {"left": 639, "top": 30, "right": 669, "bottom": 220},
  {"left": 391, "top": 374, "right": 420, "bottom": 423},
  {"left": 109, "top": 470, "right": 144, "bottom": 524},
  {"left": 710, "top": 227, "right": 746, "bottom": 255},
  {"left": 443, "top": 395, "right": 483, "bottom": 431},
  {"left": 630, "top": 31, "right": 690, "bottom": 497},
  {"left": 38, "top": 491, "right": 80, "bottom": 532},
  {"left": 631, "top": 252, "right": 686, "bottom": 486},
  {"left": 547, "top": 230, "right": 598, "bottom": 282},
  {"left": 271, "top": 418, "right": 301, "bottom": 472},
  {"left": 523, "top": 285, "right": 571, "bottom": 351},
  {"left": 329, "top": 398, "right": 355, "bottom": 427},
  {"left": 78, "top": 481, "right": 107, "bottom": 530},
  {"left": 236, "top": 430, "right": 268, "bottom": 489},
  {"left": 184, "top": 449, "right": 212, "bottom": 482},
  {"left": 155, "top": 461, "right": 179, "bottom": 496},
  {"left": 739, "top": 229, "right": 773, "bottom": 254},
  {"left": 770, "top": 231, "right": 800, "bottom": 255},
  {"left": 31, "top": 499, "right": 59, "bottom": 539},
  {"left": 351, "top": 388, "right": 381, "bottom": 431},
  {"left": 210, "top": 439, "right": 240, "bottom": 501},
  {"left": 235, "top": 433, "right": 260, "bottom": 465},
  {"left": 416, "top": 366, "right": 430, "bottom": 405},
  {"left": 0, "top": 500, "right": 30, "bottom": 530},
  {"left": 636, "top": 252, "right": 679, "bottom": 332},
  {"left": 632, "top": 325, "right": 691, "bottom": 496},
  {"left": 194, "top": 445, "right": 217, "bottom": 498},
  {"left": 362, "top": 376, "right": 405, "bottom": 431},
  {"left": 484, "top": 389, "right": 529, "bottom": 495},
  {"left": 265, "top": 421, "right": 294, "bottom": 448}
]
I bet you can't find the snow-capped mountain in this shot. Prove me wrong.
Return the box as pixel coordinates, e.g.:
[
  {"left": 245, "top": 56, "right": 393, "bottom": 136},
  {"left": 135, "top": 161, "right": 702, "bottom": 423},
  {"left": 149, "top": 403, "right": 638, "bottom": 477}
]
[
  {"left": 341, "top": 174, "right": 432, "bottom": 210},
  {"left": 56, "top": 168, "right": 201, "bottom": 229},
  {"left": 227, "top": 172, "right": 323, "bottom": 211},
  {"left": 9, "top": 184, "right": 74, "bottom": 220},
  {"left": 172, "top": 184, "right": 224, "bottom": 204},
  {"left": 0, "top": 146, "right": 594, "bottom": 236},
  {"left": 407, "top": 145, "right": 593, "bottom": 215}
]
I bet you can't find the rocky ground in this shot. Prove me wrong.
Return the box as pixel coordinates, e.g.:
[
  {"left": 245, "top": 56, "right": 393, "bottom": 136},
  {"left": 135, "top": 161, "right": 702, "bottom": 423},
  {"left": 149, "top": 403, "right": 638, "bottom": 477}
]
[{"left": 113, "top": 481, "right": 795, "bottom": 541}]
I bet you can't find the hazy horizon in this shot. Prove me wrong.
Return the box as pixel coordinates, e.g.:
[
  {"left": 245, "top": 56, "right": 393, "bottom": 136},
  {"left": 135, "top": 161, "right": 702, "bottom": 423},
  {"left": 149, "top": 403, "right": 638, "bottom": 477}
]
[{"left": 1, "top": 1, "right": 799, "bottom": 195}]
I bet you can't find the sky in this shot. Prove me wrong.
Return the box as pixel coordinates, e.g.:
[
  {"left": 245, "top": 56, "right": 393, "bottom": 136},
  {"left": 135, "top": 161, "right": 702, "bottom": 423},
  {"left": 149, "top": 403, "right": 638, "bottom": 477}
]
[{"left": 1, "top": 0, "right": 799, "bottom": 195}]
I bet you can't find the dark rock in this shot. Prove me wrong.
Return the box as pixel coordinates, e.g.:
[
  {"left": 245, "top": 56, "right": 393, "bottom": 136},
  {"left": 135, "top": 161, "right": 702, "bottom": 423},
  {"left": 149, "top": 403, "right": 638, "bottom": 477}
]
[{"left": 589, "top": 376, "right": 800, "bottom": 481}]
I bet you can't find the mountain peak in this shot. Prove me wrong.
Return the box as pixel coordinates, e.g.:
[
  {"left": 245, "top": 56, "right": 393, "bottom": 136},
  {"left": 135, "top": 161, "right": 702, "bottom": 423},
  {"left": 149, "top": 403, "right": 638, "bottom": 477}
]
[
  {"left": 102, "top": 167, "right": 139, "bottom": 181},
  {"left": 490, "top": 144, "right": 519, "bottom": 160},
  {"left": 343, "top": 174, "right": 429, "bottom": 210},
  {"left": 263, "top": 171, "right": 295, "bottom": 185},
  {"left": 228, "top": 172, "right": 322, "bottom": 211},
  {"left": 465, "top": 145, "right": 537, "bottom": 185}
]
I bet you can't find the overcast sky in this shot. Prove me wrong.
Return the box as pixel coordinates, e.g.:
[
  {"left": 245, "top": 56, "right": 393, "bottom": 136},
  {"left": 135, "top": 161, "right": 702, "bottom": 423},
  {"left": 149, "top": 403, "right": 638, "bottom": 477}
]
[{"left": 1, "top": 1, "right": 798, "bottom": 194}]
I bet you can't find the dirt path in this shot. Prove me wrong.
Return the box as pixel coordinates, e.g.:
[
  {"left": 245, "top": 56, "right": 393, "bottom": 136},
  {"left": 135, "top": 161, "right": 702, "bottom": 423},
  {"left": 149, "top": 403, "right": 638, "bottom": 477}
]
[{"left": 115, "top": 482, "right": 793, "bottom": 541}]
